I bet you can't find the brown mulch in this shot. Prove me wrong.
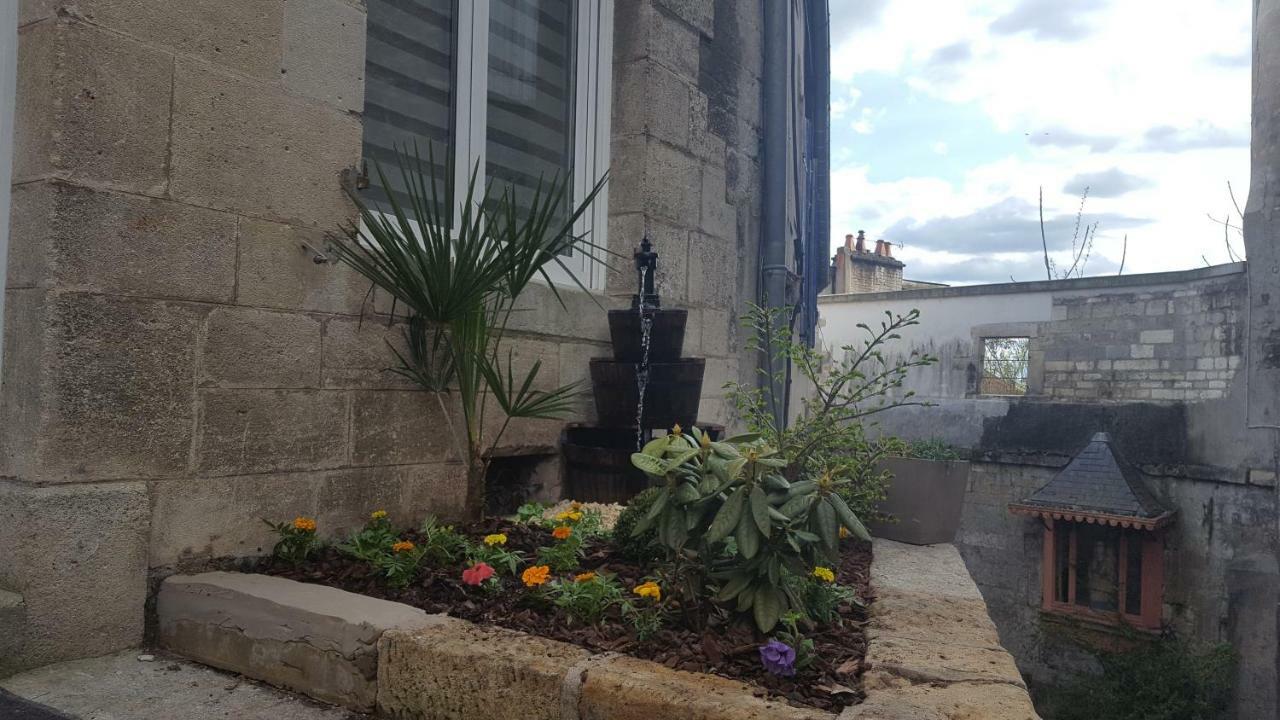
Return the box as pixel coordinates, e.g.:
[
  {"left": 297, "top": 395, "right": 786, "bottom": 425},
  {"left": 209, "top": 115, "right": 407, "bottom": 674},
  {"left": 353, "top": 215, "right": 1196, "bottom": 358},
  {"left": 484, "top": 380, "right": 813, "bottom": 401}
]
[{"left": 218, "top": 518, "right": 872, "bottom": 712}]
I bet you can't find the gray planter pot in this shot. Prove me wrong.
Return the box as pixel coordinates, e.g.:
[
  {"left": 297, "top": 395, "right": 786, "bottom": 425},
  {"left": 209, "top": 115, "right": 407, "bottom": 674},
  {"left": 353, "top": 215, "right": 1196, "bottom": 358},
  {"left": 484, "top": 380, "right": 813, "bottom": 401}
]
[{"left": 866, "top": 457, "right": 970, "bottom": 545}]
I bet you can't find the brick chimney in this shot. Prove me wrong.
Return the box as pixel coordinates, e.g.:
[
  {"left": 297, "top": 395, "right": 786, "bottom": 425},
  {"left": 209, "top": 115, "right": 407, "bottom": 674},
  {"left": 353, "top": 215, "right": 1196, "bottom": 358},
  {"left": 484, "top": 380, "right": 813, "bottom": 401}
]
[{"left": 827, "top": 231, "right": 905, "bottom": 294}]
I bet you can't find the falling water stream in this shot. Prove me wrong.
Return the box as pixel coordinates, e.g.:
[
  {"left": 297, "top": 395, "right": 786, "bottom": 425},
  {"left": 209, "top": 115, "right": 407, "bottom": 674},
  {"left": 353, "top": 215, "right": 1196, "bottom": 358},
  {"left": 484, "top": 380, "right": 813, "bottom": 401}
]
[{"left": 634, "top": 265, "right": 654, "bottom": 450}]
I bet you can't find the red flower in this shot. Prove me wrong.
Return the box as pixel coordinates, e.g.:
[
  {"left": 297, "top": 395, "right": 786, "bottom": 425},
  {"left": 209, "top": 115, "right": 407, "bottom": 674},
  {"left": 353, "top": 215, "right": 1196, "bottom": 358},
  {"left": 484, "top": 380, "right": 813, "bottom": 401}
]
[{"left": 462, "top": 562, "right": 495, "bottom": 586}]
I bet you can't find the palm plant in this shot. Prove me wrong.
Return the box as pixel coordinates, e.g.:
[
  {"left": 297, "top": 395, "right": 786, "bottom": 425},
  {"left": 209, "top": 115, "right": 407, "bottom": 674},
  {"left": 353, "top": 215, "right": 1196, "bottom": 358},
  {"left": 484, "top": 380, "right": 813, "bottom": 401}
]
[{"left": 330, "top": 147, "right": 607, "bottom": 518}]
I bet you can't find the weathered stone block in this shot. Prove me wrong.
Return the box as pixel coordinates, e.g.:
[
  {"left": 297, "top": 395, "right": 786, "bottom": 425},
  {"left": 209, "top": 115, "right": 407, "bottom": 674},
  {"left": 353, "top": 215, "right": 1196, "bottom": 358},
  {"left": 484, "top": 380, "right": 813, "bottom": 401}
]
[
  {"left": 237, "top": 217, "right": 373, "bottom": 314},
  {"left": 282, "top": 0, "right": 366, "bottom": 111},
  {"left": 14, "top": 19, "right": 171, "bottom": 193},
  {"left": 377, "top": 621, "right": 591, "bottom": 720},
  {"left": 701, "top": 164, "right": 735, "bottom": 240},
  {"left": 579, "top": 655, "right": 829, "bottom": 720},
  {"left": 149, "top": 470, "right": 326, "bottom": 565},
  {"left": 0, "top": 590, "right": 25, "bottom": 673},
  {"left": 196, "top": 389, "right": 347, "bottom": 476},
  {"left": 351, "top": 390, "right": 457, "bottom": 466},
  {"left": 38, "top": 294, "right": 202, "bottom": 481},
  {"left": 201, "top": 307, "right": 322, "bottom": 388},
  {"left": 0, "top": 480, "right": 150, "bottom": 675},
  {"left": 613, "top": 0, "right": 701, "bottom": 81},
  {"left": 72, "top": 0, "right": 284, "bottom": 80},
  {"left": 0, "top": 289, "right": 47, "bottom": 480},
  {"left": 1139, "top": 329, "right": 1175, "bottom": 344},
  {"left": 605, "top": 216, "right": 689, "bottom": 303},
  {"left": 503, "top": 282, "right": 611, "bottom": 342},
  {"left": 654, "top": 0, "right": 714, "bottom": 37},
  {"left": 845, "top": 680, "right": 1039, "bottom": 720},
  {"left": 700, "top": 307, "right": 732, "bottom": 356},
  {"left": 170, "top": 59, "right": 361, "bottom": 227},
  {"left": 613, "top": 59, "right": 693, "bottom": 148},
  {"left": 688, "top": 233, "right": 738, "bottom": 309},
  {"left": 14, "top": 181, "right": 237, "bottom": 301},
  {"left": 321, "top": 315, "right": 417, "bottom": 389},
  {"left": 159, "top": 572, "right": 434, "bottom": 711}
]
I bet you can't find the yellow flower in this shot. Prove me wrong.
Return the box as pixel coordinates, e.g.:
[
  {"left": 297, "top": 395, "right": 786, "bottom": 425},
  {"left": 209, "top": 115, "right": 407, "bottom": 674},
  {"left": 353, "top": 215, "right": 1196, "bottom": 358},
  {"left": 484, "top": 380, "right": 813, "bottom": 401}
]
[
  {"left": 554, "top": 510, "right": 583, "bottom": 523},
  {"left": 370, "top": 510, "right": 388, "bottom": 520},
  {"left": 522, "top": 565, "right": 551, "bottom": 587},
  {"left": 633, "top": 580, "right": 661, "bottom": 601},
  {"left": 574, "top": 571, "right": 597, "bottom": 583},
  {"left": 812, "top": 566, "right": 836, "bottom": 583},
  {"left": 292, "top": 516, "right": 317, "bottom": 532},
  {"left": 483, "top": 533, "right": 508, "bottom": 547},
  {"left": 839, "top": 526, "right": 850, "bottom": 540},
  {"left": 671, "top": 423, "right": 683, "bottom": 437},
  {"left": 552, "top": 525, "right": 573, "bottom": 540},
  {"left": 392, "top": 540, "right": 416, "bottom": 553}
]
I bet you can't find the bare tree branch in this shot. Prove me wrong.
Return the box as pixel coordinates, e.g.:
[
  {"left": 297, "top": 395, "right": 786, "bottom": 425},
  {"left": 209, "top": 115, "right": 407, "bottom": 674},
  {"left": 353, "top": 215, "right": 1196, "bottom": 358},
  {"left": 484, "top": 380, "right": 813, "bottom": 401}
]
[
  {"left": 1039, "top": 186, "right": 1052, "bottom": 281},
  {"left": 1118, "top": 234, "right": 1127, "bottom": 275}
]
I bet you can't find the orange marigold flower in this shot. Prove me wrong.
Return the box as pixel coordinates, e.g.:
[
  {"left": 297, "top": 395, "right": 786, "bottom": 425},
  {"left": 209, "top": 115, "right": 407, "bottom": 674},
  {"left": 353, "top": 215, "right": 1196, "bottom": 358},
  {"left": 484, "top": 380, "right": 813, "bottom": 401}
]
[
  {"left": 574, "top": 571, "right": 597, "bottom": 583},
  {"left": 633, "top": 580, "right": 661, "bottom": 601},
  {"left": 552, "top": 525, "right": 573, "bottom": 540},
  {"left": 522, "top": 565, "right": 551, "bottom": 587},
  {"left": 292, "top": 516, "right": 317, "bottom": 532},
  {"left": 391, "top": 540, "right": 416, "bottom": 553}
]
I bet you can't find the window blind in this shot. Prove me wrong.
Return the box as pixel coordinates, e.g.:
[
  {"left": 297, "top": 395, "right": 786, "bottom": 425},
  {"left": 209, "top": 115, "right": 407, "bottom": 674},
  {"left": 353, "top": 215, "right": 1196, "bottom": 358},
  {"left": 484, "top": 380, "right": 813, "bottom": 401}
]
[
  {"left": 362, "top": 0, "right": 455, "bottom": 210},
  {"left": 484, "top": 0, "right": 575, "bottom": 222}
]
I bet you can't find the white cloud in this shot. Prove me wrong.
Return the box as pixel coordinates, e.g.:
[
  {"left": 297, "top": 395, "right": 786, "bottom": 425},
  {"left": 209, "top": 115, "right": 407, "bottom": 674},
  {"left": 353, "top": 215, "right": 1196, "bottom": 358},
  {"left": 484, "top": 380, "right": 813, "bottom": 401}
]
[{"left": 828, "top": 0, "right": 1251, "bottom": 284}]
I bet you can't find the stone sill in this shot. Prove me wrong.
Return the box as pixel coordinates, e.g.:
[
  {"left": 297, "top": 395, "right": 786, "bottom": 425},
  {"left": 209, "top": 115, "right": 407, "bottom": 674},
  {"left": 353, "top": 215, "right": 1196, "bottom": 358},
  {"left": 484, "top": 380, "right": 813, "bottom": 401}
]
[{"left": 156, "top": 541, "right": 1038, "bottom": 719}]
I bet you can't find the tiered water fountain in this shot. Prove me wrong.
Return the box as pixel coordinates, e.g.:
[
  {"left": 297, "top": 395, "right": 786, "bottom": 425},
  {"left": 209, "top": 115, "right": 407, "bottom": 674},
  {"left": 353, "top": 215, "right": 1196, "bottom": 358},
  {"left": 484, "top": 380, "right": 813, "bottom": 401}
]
[{"left": 561, "top": 237, "right": 719, "bottom": 503}]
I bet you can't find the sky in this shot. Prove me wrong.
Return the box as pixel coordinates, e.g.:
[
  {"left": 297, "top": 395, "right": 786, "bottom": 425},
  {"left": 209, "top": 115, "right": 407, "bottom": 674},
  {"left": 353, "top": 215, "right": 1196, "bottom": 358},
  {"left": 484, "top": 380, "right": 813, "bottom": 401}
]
[{"left": 827, "top": 0, "right": 1252, "bottom": 285}]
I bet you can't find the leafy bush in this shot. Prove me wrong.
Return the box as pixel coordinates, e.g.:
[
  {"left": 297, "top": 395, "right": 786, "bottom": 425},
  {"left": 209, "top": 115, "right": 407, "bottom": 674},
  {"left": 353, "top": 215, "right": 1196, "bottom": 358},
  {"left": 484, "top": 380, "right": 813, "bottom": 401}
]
[
  {"left": 612, "top": 487, "right": 663, "bottom": 562},
  {"left": 903, "top": 438, "right": 964, "bottom": 461},
  {"left": 726, "top": 305, "right": 936, "bottom": 523},
  {"left": 629, "top": 426, "right": 870, "bottom": 632},
  {"left": 263, "top": 516, "right": 320, "bottom": 564},
  {"left": 1044, "top": 639, "right": 1235, "bottom": 720},
  {"left": 417, "top": 516, "right": 470, "bottom": 566},
  {"left": 337, "top": 510, "right": 397, "bottom": 562},
  {"left": 547, "top": 572, "right": 625, "bottom": 626},
  {"left": 374, "top": 540, "right": 426, "bottom": 588}
]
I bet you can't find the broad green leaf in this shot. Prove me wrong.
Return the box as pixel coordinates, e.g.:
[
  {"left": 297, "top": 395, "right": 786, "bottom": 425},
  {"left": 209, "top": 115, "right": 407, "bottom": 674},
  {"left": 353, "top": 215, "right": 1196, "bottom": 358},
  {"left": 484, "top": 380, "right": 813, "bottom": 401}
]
[
  {"left": 749, "top": 486, "right": 772, "bottom": 539},
  {"left": 722, "top": 433, "right": 763, "bottom": 444},
  {"left": 785, "top": 480, "right": 817, "bottom": 499},
  {"left": 631, "top": 453, "right": 667, "bottom": 477},
  {"left": 645, "top": 488, "right": 670, "bottom": 520},
  {"left": 715, "top": 573, "right": 752, "bottom": 602},
  {"left": 779, "top": 494, "right": 812, "bottom": 518},
  {"left": 706, "top": 488, "right": 746, "bottom": 543},
  {"left": 665, "top": 447, "right": 700, "bottom": 471},
  {"left": 674, "top": 480, "right": 700, "bottom": 504},
  {"left": 726, "top": 457, "right": 748, "bottom": 481},
  {"left": 815, "top": 500, "right": 839, "bottom": 556},
  {"left": 753, "top": 586, "right": 783, "bottom": 632},
  {"left": 762, "top": 474, "right": 791, "bottom": 492},
  {"left": 736, "top": 513, "right": 761, "bottom": 559},
  {"left": 737, "top": 583, "right": 756, "bottom": 611},
  {"left": 758, "top": 458, "right": 788, "bottom": 469},
  {"left": 710, "top": 441, "right": 742, "bottom": 459},
  {"left": 642, "top": 436, "right": 672, "bottom": 458},
  {"left": 830, "top": 493, "right": 872, "bottom": 541}
]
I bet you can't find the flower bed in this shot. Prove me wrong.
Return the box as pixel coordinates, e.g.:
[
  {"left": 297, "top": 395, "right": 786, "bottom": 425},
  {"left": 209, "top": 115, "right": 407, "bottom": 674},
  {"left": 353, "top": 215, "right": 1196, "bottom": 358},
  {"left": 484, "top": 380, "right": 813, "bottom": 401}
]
[{"left": 221, "top": 509, "right": 871, "bottom": 713}]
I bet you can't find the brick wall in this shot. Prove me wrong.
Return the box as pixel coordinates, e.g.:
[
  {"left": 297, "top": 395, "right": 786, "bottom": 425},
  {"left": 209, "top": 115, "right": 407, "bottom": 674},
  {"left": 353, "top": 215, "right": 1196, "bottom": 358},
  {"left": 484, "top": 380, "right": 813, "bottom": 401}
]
[
  {"left": 1038, "top": 275, "right": 1245, "bottom": 401},
  {"left": 0, "top": 0, "right": 767, "bottom": 673}
]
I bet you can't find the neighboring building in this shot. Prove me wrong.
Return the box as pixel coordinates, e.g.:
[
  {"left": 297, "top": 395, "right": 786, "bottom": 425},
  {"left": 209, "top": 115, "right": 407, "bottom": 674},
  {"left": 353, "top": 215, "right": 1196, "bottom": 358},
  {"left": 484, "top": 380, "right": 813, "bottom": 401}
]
[
  {"left": 0, "top": 1, "right": 831, "bottom": 674},
  {"left": 827, "top": 230, "right": 946, "bottom": 294},
  {"left": 818, "top": 260, "right": 1278, "bottom": 716}
]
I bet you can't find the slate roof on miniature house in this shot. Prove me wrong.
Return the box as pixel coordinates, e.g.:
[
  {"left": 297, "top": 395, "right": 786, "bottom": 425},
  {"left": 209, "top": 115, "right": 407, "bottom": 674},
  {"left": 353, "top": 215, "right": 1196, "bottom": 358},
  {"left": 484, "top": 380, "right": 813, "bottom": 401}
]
[{"left": 1008, "top": 432, "right": 1174, "bottom": 530}]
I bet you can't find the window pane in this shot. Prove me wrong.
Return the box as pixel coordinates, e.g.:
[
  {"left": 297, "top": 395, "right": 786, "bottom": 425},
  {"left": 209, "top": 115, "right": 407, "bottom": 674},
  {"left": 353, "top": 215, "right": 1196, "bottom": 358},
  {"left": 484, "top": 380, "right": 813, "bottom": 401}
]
[
  {"left": 1054, "top": 524, "right": 1070, "bottom": 603},
  {"left": 1075, "top": 524, "right": 1119, "bottom": 612},
  {"left": 363, "top": 0, "right": 454, "bottom": 211},
  {"left": 981, "top": 337, "right": 1029, "bottom": 395},
  {"left": 485, "top": 0, "right": 575, "bottom": 239},
  {"left": 1125, "top": 534, "right": 1144, "bottom": 615}
]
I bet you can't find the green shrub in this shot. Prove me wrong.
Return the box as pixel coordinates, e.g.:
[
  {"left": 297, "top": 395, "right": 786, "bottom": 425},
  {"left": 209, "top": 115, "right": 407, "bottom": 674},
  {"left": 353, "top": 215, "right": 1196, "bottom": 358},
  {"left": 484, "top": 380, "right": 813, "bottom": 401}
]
[
  {"left": 336, "top": 510, "right": 397, "bottom": 562},
  {"left": 904, "top": 438, "right": 963, "bottom": 461},
  {"left": 1043, "top": 639, "right": 1235, "bottom": 720},
  {"left": 612, "top": 487, "right": 663, "bottom": 561},
  {"left": 547, "top": 572, "right": 625, "bottom": 626}
]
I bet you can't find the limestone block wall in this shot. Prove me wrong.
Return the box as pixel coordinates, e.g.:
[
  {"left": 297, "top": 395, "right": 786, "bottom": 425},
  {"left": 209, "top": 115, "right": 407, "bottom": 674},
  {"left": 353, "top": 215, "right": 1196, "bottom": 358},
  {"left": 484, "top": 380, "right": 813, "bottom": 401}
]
[
  {"left": 0, "top": 0, "right": 767, "bottom": 674},
  {"left": 1039, "top": 274, "right": 1245, "bottom": 402}
]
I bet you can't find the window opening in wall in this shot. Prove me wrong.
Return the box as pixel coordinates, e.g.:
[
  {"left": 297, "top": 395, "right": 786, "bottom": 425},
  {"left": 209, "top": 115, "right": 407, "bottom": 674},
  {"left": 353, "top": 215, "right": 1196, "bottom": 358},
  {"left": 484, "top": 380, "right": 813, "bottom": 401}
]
[
  {"left": 360, "top": 0, "right": 612, "bottom": 289},
  {"left": 980, "top": 337, "right": 1029, "bottom": 395}
]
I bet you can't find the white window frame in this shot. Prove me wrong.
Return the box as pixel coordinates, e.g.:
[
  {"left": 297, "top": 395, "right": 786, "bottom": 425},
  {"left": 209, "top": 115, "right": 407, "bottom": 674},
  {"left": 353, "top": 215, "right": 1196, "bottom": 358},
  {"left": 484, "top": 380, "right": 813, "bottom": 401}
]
[{"left": 374, "top": 0, "right": 612, "bottom": 292}]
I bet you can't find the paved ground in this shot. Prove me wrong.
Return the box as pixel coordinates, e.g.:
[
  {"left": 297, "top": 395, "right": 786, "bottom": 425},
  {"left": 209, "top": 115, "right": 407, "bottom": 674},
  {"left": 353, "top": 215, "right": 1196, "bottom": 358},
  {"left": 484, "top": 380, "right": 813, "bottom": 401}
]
[{"left": 0, "top": 651, "right": 364, "bottom": 720}]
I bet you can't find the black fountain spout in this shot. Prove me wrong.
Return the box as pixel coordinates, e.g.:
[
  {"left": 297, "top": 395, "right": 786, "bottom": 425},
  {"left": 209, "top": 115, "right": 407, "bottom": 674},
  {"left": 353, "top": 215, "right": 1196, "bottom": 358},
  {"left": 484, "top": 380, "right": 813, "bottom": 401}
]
[{"left": 632, "top": 235, "right": 660, "bottom": 310}]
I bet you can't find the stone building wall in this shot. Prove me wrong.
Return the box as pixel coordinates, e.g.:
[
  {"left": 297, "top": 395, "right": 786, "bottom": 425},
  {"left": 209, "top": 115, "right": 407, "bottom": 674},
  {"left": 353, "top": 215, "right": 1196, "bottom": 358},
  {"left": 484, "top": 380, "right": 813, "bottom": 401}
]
[
  {"left": 0, "top": 0, "right": 767, "bottom": 674},
  {"left": 1040, "top": 277, "right": 1245, "bottom": 402},
  {"left": 815, "top": 263, "right": 1278, "bottom": 717}
]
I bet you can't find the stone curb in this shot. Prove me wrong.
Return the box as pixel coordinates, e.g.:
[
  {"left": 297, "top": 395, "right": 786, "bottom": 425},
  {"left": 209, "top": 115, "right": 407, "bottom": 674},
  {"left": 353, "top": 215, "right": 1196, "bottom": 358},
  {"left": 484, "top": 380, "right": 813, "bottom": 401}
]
[
  {"left": 838, "top": 540, "right": 1041, "bottom": 720},
  {"left": 157, "top": 544, "right": 1038, "bottom": 720}
]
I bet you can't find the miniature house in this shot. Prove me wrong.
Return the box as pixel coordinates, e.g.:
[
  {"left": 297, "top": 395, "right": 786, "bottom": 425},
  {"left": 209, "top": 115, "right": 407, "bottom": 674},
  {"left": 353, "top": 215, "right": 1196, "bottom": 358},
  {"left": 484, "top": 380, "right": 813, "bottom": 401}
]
[{"left": 1009, "top": 432, "right": 1174, "bottom": 630}]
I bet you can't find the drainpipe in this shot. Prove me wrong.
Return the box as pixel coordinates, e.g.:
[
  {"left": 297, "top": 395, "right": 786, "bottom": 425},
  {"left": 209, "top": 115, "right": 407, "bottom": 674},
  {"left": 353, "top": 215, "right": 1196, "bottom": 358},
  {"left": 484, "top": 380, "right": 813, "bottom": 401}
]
[{"left": 760, "top": 0, "right": 790, "bottom": 430}]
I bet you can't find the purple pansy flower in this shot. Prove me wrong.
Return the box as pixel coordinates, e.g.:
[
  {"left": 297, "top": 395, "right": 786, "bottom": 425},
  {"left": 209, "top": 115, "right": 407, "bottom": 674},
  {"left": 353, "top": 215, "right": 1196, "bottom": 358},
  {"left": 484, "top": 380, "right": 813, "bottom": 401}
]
[{"left": 759, "top": 639, "right": 797, "bottom": 677}]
